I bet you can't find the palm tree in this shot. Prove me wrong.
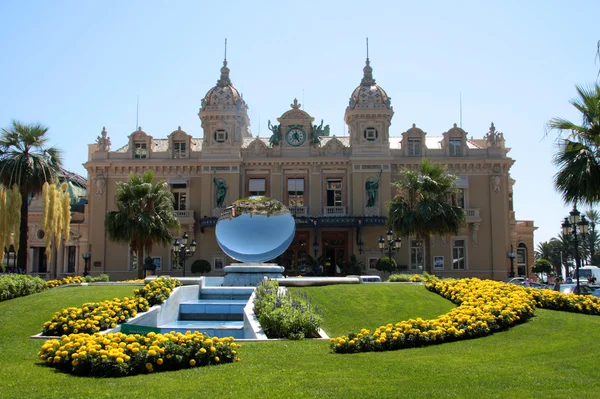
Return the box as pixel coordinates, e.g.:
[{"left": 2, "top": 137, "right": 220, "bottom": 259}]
[
  {"left": 104, "top": 170, "right": 180, "bottom": 279},
  {"left": 585, "top": 208, "right": 599, "bottom": 263},
  {"left": 0, "top": 120, "right": 62, "bottom": 271},
  {"left": 547, "top": 84, "right": 600, "bottom": 205},
  {"left": 387, "top": 158, "right": 466, "bottom": 273}
]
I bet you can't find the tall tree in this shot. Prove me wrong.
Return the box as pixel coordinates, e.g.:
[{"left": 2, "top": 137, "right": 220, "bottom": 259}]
[
  {"left": 104, "top": 170, "right": 180, "bottom": 279},
  {"left": 585, "top": 208, "right": 599, "bottom": 264},
  {"left": 387, "top": 158, "right": 466, "bottom": 273},
  {"left": 548, "top": 84, "right": 600, "bottom": 205},
  {"left": 0, "top": 120, "right": 62, "bottom": 271}
]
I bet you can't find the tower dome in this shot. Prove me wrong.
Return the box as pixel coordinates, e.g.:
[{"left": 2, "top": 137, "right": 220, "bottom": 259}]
[
  {"left": 200, "top": 60, "right": 247, "bottom": 110},
  {"left": 347, "top": 58, "right": 391, "bottom": 110}
]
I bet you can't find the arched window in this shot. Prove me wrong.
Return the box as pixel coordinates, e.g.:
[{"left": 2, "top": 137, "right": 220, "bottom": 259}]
[{"left": 517, "top": 242, "right": 527, "bottom": 276}]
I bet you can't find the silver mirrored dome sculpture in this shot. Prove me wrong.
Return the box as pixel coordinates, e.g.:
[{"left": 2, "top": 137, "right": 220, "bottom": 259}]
[{"left": 216, "top": 196, "right": 295, "bottom": 263}]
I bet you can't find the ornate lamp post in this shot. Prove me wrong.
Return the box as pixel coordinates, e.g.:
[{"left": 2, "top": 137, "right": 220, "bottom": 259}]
[
  {"left": 82, "top": 252, "right": 91, "bottom": 277},
  {"left": 507, "top": 245, "right": 516, "bottom": 278},
  {"left": 378, "top": 229, "right": 402, "bottom": 258},
  {"left": 172, "top": 232, "right": 196, "bottom": 277},
  {"left": 562, "top": 206, "right": 589, "bottom": 293}
]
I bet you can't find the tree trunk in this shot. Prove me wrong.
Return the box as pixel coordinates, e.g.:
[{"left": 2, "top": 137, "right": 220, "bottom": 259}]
[
  {"left": 424, "top": 235, "right": 432, "bottom": 274},
  {"left": 17, "top": 195, "right": 28, "bottom": 272}
]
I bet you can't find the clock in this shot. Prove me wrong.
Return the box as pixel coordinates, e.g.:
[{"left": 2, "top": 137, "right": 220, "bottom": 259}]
[{"left": 285, "top": 127, "right": 306, "bottom": 146}]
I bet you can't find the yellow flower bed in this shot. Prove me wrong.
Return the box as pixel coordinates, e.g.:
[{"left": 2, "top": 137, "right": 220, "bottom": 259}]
[
  {"left": 331, "top": 278, "right": 542, "bottom": 354},
  {"left": 47, "top": 276, "right": 86, "bottom": 288},
  {"left": 41, "top": 277, "right": 181, "bottom": 336},
  {"left": 38, "top": 331, "right": 241, "bottom": 377}
]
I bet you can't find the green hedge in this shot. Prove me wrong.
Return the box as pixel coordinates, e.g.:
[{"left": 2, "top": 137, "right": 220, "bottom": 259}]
[
  {"left": 253, "top": 280, "right": 322, "bottom": 340},
  {"left": 387, "top": 273, "right": 415, "bottom": 282},
  {"left": 0, "top": 274, "right": 48, "bottom": 302}
]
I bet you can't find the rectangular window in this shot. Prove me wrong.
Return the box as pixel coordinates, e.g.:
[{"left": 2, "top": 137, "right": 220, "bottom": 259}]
[
  {"left": 451, "top": 188, "right": 465, "bottom": 209},
  {"left": 326, "top": 179, "right": 343, "bottom": 207},
  {"left": 172, "top": 183, "right": 187, "bottom": 211},
  {"left": 67, "top": 246, "right": 76, "bottom": 273},
  {"left": 173, "top": 142, "right": 187, "bottom": 158},
  {"left": 288, "top": 178, "right": 305, "bottom": 206},
  {"left": 410, "top": 239, "right": 424, "bottom": 270},
  {"left": 452, "top": 239, "right": 466, "bottom": 270},
  {"left": 517, "top": 248, "right": 526, "bottom": 264},
  {"left": 134, "top": 142, "right": 147, "bottom": 158},
  {"left": 449, "top": 139, "right": 461, "bottom": 157},
  {"left": 407, "top": 138, "right": 421, "bottom": 156},
  {"left": 249, "top": 178, "right": 266, "bottom": 196}
]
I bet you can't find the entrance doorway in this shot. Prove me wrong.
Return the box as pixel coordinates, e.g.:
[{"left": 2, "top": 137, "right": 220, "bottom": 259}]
[
  {"left": 322, "top": 231, "right": 347, "bottom": 276},
  {"left": 32, "top": 247, "right": 48, "bottom": 273},
  {"left": 278, "top": 231, "right": 309, "bottom": 275}
]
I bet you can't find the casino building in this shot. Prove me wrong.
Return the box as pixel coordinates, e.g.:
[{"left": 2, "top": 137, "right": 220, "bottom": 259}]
[{"left": 81, "top": 55, "right": 536, "bottom": 281}]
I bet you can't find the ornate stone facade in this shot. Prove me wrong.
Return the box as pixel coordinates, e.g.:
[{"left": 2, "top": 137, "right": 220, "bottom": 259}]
[{"left": 81, "top": 56, "right": 536, "bottom": 280}]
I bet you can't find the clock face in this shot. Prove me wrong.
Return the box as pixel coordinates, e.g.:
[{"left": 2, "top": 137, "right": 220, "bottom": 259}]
[{"left": 285, "top": 127, "right": 306, "bottom": 146}]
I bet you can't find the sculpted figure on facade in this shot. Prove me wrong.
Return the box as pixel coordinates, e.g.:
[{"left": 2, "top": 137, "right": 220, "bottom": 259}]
[
  {"left": 268, "top": 120, "right": 281, "bottom": 147},
  {"left": 310, "top": 119, "right": 324, "bottom": 145},
  {"left": 365, "top": 169, "right": 382, "bottom": 207},
  {"left": 492, "top": 175, "right": 501, "bottom": 193},
  {"left": 214, "top": 171, "right": 227, "bottom": 208},
  {"left": 95, "top": 169, "right": 106, "bottom": 196},
  {"left": 485, "top": 123, "right": 504, "bottom": 148},
  {"left": 96, "top": 127, "right": 111, "bottom": 152}
]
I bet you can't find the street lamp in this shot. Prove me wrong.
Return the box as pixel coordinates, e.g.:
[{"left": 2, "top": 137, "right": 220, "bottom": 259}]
[
  {"left": 562, "top": 205, "right": 589, "bottom": 293},
  {"left": 172, "top": 232, "right": 196, "bottom": 277},
  {"left": 507, "top": 245, "right": 516, "bottom": 278},
  {"left": 378, "top": 229, "right": 402, "bottom": 258},
  {"left": 82, "top": 252, "right": 91, "bottom": 277}
]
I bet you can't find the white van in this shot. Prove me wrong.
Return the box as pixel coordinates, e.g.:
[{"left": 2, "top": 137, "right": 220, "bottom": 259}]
[{"left": 573, "top": 265, "right": 600, "bottom": 284}]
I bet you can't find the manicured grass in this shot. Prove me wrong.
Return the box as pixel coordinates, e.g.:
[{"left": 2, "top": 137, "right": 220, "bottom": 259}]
[
  {"left": 1, "top": 284, "right": 600, "bottom": 398},
  {"left": 288, "top": 283, "right": 455, "bottom": 336}
]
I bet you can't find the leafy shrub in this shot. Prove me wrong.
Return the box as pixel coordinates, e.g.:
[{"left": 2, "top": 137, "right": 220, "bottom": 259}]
[
  {"left": 41, "top": 277, "right": 181, "bottom": 336},
  {"left": 38, "top": 331, "right": 240, "bottom": 377},
  {"left": 0, "top": 274, "right": 48, "bottom": 301},
  {"left": 253, "top": 280, "right": 323, "bottom": 340},
  {"left": 191, "top": 259, "right": 211, "bottom": 275},
  {"left": 375, "top": 257, "right": 397, "bottom": 273},
  {"left": 387, "top": 273, "right": 415, "bottom": 282},
  {"left": 532, "top": 259, "right": 553, "bottom": 275}
]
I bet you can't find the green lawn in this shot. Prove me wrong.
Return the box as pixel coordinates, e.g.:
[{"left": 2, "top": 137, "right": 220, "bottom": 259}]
[{"left": 1, "top": 284, "right": 600, "bottom": 398}]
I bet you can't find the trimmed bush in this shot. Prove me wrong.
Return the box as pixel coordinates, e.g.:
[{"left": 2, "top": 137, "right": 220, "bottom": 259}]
[
  {"left": 0, "top": 274, "right": 47, "bottom": 301},
  {"left": 191, "top": 259, "right": 211, "bottom": 275},
  {"left": 253, "top": 280, "right": 322, "bottom": 340},
  {"left": 387, "top": 273, "right": 415, "bottom": 282},
  {"left": 375, "top": 257, "right": 397, "bottom": 274}
]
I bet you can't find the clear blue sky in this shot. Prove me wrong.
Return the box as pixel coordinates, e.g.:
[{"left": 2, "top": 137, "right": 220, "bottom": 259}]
[{"left": 1, "top": 0, "right": 599, "bottom": 248}]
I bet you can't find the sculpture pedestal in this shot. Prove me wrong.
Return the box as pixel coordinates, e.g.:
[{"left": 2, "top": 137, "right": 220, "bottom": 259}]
[{"left": 223, "top": 263, "right": 284, "bottom": 287}]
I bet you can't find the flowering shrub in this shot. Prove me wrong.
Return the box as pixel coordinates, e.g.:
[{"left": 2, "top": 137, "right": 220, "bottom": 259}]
[
  {"left": 0, "top": 274, "right": 47, "bottom": 302},
  {"left": 254, "top": 280, "right": 323, "bottom": 340},
  {"left": 47, "top": 276, "right": 87, "bottom": 288},
  {"left": 40, "top": 277, "right": 181, "bottom": 336},
  {"left": 134, "top": 277, "right": 182, "bottom": 307},
  {"left": 38, "top": 331, "right": 241, "bottom": 377},
  {"left": 331, "top": 277, "right": 536, "bottom": 353},
  {"left": 41, "top": 297, "right": 150, "bottom": 336},
  {"left": 47, "top": 274, "right": 110, "bottom": 288},
  {"left": 528, "top": 287, "right": 600, "bottom": 315}
]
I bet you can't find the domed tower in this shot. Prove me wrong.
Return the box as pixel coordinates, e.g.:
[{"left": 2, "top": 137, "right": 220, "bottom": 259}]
[
  {"left": 344, "top": 55, "right": 394, "bottom": 155},
  {"left": 198, "top": 58, "right": 251, "bottom": 154}
]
